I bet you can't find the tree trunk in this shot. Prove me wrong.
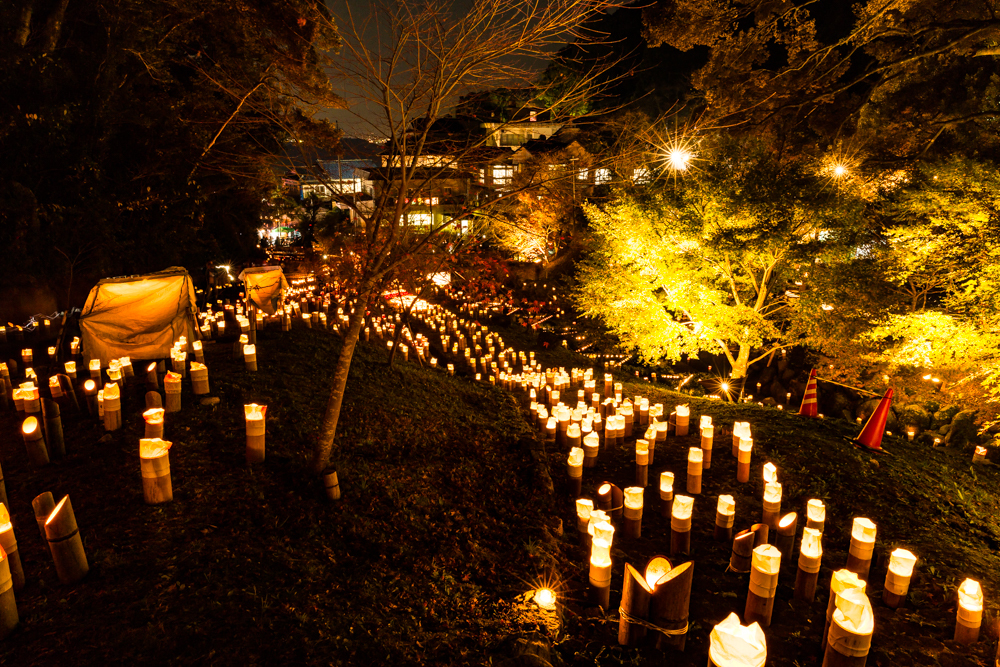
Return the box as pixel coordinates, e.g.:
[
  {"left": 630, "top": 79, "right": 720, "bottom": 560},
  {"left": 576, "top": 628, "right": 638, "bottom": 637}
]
[
  {"left": 14, "top": 2, "right": 34, "bottom": 47},
  {"left": 313, "top": 281, "right": 374, "bottom": 475},
  {"left": 731, "top": 344, "right": 751, "bottom": 379},
  {"left": 41, "top": 0, "right": 70, "bottom": 53}
]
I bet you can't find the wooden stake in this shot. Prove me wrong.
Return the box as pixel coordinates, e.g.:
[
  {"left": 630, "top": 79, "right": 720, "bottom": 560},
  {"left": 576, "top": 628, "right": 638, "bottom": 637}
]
[
  {"left": 45, "top": 495, "right": 89, "bottom": 585},
  {"left": 618, "top": 563, "right": 652, "bottom": 646},
  {"left": 139, "top": 439, "right": 173, "bottom": 504},
  {"left": 651, "top": 561, "right": 694, "bottom": 651}
]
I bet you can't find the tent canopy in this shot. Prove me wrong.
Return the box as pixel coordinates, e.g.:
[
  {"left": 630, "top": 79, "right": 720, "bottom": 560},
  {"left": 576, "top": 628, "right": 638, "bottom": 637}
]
[
  {"left": 80, "top": 267, "right": 198, "bottom": 364},
  {"left": 239, "top": 266, "right": 288, "bottom": 315}
]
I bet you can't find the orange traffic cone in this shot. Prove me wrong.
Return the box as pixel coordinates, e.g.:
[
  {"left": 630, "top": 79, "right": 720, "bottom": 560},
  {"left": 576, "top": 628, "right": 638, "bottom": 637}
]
[
  {"left": 854, "top": 388, "right": 894, "bottom": 451},
  {"left": 797, "top": 369, "right": 819, "bottom": 417}
]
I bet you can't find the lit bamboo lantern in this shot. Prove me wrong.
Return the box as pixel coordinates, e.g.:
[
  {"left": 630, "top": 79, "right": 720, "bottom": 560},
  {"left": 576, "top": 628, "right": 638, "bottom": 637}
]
[
  {"left": 687, "top": 447, "right": 703, "bottom": 494},
  {"left": 21, "top": 348, "right": 32, "bottom": 366},
  {"left": 103, "top": 382, "right": 122, "bottom": 431},
  {"left": 566, "top": 423, "right": 581, "bottom": 448},
  {"left": 762, "top": 482, "right": 782, "bottom": 533},
  {"left": 0, "top": 460, "right": 6, "bottom": 510},
  {"left": 619, "top": 562, "right": 654, "bottom": 646},
  {"left": 737, "top": 437, "right": 752, "bottom": 483},
  {"left": 973, "top": 446, "right": 987, "bottom": 463},
  {"left": 48, "top": 374, "right": 63, "bottom": 399},
  {"left": 567, "top": 448, "right": 584, "bottom": 496},
  {"left": 806, "top": 499, "right": 826, "bottom": 534},
  {"left": 32, "top": 492, "right": 54, "bottom": 544},
  {"left": 21, "top": 416, "right": 49, "bottom": 466},
  {"left": 89, "top": 358, "right": 102, "bottom": 381},
  {"left": 597, "top": 482, "right": 623, "bottom": 520},
  {"left": 623, "top": 486, "right": 644, "bottom": 538},
  {"left": 21, "top": 384, "right": 40, "bottom": 417},
  {"left": 108, "top": 360, "right": 123, "bottom": 389},
  {"left": 670, "top": 494, "right": 693, "bottom": 555},
  {"left": 65, "top": 361, "right": 77, "bottom": 379},
  {"left": 823, "top": 569, "right": 866, "bottom": 646},
  {"left": 0, "top": 542, "right": 17, "bottom": 638},
  {"left": 635, "top": 440, "right": 649, "bottom": 487},
  {"left": 675, "top": 404, "right": 689, "bottom": 436},
  {"left": 708, "top": 612, "right": 766, "bottom": 667},
  {"left": 846, "top": 518, "right": 877, "bottom": 581},
  {"left": 825, "top": 587, "right": 874, "bottom": 667},
  {"left": 163, "top": 371, "right": 182, "bottom": 413},
  {"left": 794, "top": 527, "right": 823, "bottom": 602},
  {"left": 45, "top": 495, "right": 89, "bottom": 584},
  {"left": 46, "top": 346, "right": 57, "bottom": 364},
  {"left": 582, "top": 432, "right": 600, "bottom": 468},
  {"left": 589, "top": 536, "right": 612, "bottom": 610},
  {"left": 0, "top": 505, "right": 24, "bottom": 592},
  {"left": 638, "top": 398, "right": 649, "bottom": 427},
  {"left": 654, "top": 420, "right": 668, "bottom": 447},
  {"left": 139, "top": 438, "right": 173, "bottom": 504},
  {"left": 701, "top": 424, "right": 714, "bottom": 469},
  {"left": 146, "top": 361, "right": 159, "bottom": 390},
  {"left": 659, "top": 472, "right": 674, "bottom": 518},
  {"left": 11, "top": 388, "right": 24, "bottom": 414},
  {"left": 621, "top": 402, "right": 634, "bottom": 437},
  {"left": 120, "top": 357, "right": 133, "bottom": 380},
  {"left": 746, "top": 544, "right": 781, "bottom": 627},
  {"left": 715, "top": 494, "right": 735, "bottom": 541},
  {"left": 730, "top": 524, "right": 768, "bottom": 573},
  {"left": 70, "top": 336, "right": 80, "bottom": 355},
  {"left": 775, "top": 511, "right": 798, "bottom": 557},
  {"left": 733, "top": 421, "right": 750, "bottom": 456},
  {"left": 763, "top": 462, "right": 777, "bottom": 483},
  {"left": 246, "top": 404, "right": 267, "bottom": 464},
  {"left": 576, "top": 498, "right": 594, "bottom": 545},
  {"left": 883, "top": 549, "right": 917, "bottom": 609},
  {"left": 143, "top": 408, "right": 164, "bottom": 439},
  {"left": 189, "top": 361, "right": 209, "bottom": 395},
  {"left": 955, "top": 579, "right": 983, "bottom": 644},
  {"left": 244, "top": 344, "right": 257, "bottom": 371}
]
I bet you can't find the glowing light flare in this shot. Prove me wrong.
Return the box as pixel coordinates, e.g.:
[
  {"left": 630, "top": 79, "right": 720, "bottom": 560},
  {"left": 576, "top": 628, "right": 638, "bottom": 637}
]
[
  {"left": 667, "top": 148, "right": 692, "bottom": 171},
  {"left": 645, "top": 557, "right": 672, "bottom": 589},
  {"left": 533, "top": 588, "right": 556, "bottom": 611}
]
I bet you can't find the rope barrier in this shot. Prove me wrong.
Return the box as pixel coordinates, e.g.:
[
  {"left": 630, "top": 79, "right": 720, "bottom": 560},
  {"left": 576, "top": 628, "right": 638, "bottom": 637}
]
[{"left": 615, "top": 607, "right": 689, "bottom": 636}]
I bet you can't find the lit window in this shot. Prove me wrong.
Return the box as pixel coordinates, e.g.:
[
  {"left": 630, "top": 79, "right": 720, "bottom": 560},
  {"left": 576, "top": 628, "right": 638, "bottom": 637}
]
[
  {"left": 595, "top": 168, "right": 611, "bottom": 184},
  {"left": 407, "top": 212, "right": 433, "bottom": 227},
  {"left": 633, "top": 167, "right": 649, "bottom": 184},
  {"left": 478, "top": 168, "right": 485, "bottom": 184},
  {"left": 492, "top": 165, "right": 513, "bottom": 186},
  {"left": 577, "top": 168, "right": 589, "bottom": 181}
]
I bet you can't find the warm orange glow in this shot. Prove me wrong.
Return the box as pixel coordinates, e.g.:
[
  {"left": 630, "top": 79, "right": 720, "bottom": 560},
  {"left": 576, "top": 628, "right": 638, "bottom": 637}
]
[
  {"left": 533, "top": 588, "right": 556, "bottom": 610},
  {"left": 959, "top": 579, "right": 983, "bottom": 611},
  {"left": 763, "top": 462, "right": 777, "bottom": 483},
  {"left": 22, "top": 416, "right": 38, "bottom": 435},
  {"left": 147, "top": 362, "right": 157, "bottom": 372},
  {"left": 46, "top": 495, "right": 69, "bottom": 526},
  {"left": 84, "top": 379, "right": 96, "bottom": 391},
  {"left": 645, "top": 556, "right": 672, "bottom": 589},
  {"left": 598, "top": 483, "right": 611, "bottom": 495},
  {"left": 89, "top": 359, "right": 101, "bottom": 371},
  {"left": 143, "top": 408, "right": 164, "bottom": 424},
  {"left": 0, "top": 503, "right": 10, "bottom": 529},
  {"left": 103, "top": 382, "right": 120, "bottom": 400},
  {"left": 779, "top": 512, "right": 796, "bottom": 528},
  {"left": 888, "top": 549, "right": 917, "bottom": 578},
  {"left": 659, "top": 472, "right": 674, "bottom": 493},
  {"left": 576, "top": 498, "right": 593, "bottom": 521},
  {"left": 139, "top": 438, "right": 172, "bottom": 458}
]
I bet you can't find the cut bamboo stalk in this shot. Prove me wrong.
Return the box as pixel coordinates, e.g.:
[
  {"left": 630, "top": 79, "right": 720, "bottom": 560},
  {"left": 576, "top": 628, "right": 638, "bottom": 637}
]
[
  {"left": 544, "top": 416, "right": 557, "bottom": 443},
  {"left": 102, "top": 382, "right": 122, "bottom": 431},
  {"left": 955, "top": 579, "right": 983, "bottom": 644},
  {"left": 139, "top": 439, "right": 173, "bottom": 504},
  {"left": 145, "top": 361, "right": 159, "bottom": 390},
  {"left": 823, "top": 569, "right": 866, "bottom": 647},
  {"left": 589, "top": 537, "right": 612, "bottom": 611},
  {"left": 737, "top": 437, "right": 752, "bottom": 483},
  {"left": 244, "top": 344, "right": 257, "bottom": 371},
  {"left": 635, "top": 441, "right": 649, "bottom": 487},
  {"left": 730, "top": 529, "right": 756, "bottom": 574},
  {"left": 567, "top": 448, "right": 584, "bottom": 497},
  {"left": 670, "top": 495, "right": 693, "bottom": 556},
  {"left": 583, "top": 432, "right": 599, "bottom": 468},
  {"left": 143, "top": 408, "right": 165, "bottom": 439},
  {"left": 618, "top": 563, "right": 653, "bottom": 646},
  {"left": 761, "top": 482, "right": 782, "bottom": 536},
  {"left": 163, "top": 372, "right": 182, "bottom": 413},
  {"left": 650, "top": 560, "right": 694, "bottom": 651},
  {"left": 715, "top": 495, "right": 735, "bottom": 542},
  {"left": 40, "top": 398, "right": 64, "bottom": 460},
  {"left": 806, "top": 499, "right": 826, "bottom": 534},
  {"left": 883, "top": 549, "right": 917, "bottom": 609},
  {"left": 686, "top": 448, "right": 702, "bottom": 495},
  {"left": 675, "top": 405, "right": 689, "bottom": 437},
  {"left": 21, "top": 416, "right": 49, "bottom": 466},
  {"left": 775, "top": 512, "right": 798, "bottom": 562},
  {"left": 623, "top": 487, "right": 644, "bottom": 538},
  {"left": 323, "top": 468, "right": 342, "bottom": 501},
  {"left": 0, "top": 505, "right": 24, "bottom": 592},
  {"left": 701, "top": 425, "right": 714, "bottom": 469},
  {"left": 708, "top": 612, "right": 766, "bottom": 667},
  {"left": 57, "top": 375, "right": 79, "bottom": 413},
  {"left": 89, "top": 359, "right": 102, "bottom": 382},
  {"left": 0, "top": 461, "right": 6, "bottom": 512},
  {"left": 732, "top": 422, "right": 750, "bottom": 457},
  {"left": 145, "top": 391, "right": 162, "bottom": 410},
  {"left": 659, "top": 472, "right": 674, "bottom": 518},
  {"left": 189, "top": 362, "right": 209, "bottom": 395},
  {"left": 621, "top": 403, "right": 634, "bottom": 437},
  {"left": 794, "top": 527, "right": 823, "bottom": 602},
  {"left": 0, "top": 544, "right": 17, "bottom": 638},
  {"left": 32, "top": 492, "right": 54, "bottom": 545},
  {"left": 576, "top": 499, "right": 594, "bottom": 549},
  {"left": 746, "top": 544, "right": 781, "bottom": 628},
  {"left": 45, "top": 495, "right": 89, "bottom": 584},
  {"left": 845, "top": 518, "right": 877, "bottom": 581},
  {"left": 823, "top": 588, "right": 874, "bottom": 667},
  {"left": 597, "top": 482, "right": 623, "bottom": 520},
  {"left": 565, "top": 423, "right": 581, "bottom": 449},
  {"left": 245, "top": 404, "right": 267, "bottom": 464}
]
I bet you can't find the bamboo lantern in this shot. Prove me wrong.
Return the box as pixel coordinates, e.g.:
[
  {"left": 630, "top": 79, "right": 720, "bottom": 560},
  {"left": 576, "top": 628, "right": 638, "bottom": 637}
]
[
  {"left": 589, "top": 513, "right": 613, "bottom": 547},
  {"left": 323, "top": 468, "right": 341, "bottom": 501},
  {"left": 824, "top": 569, "right": 866, "bottom": 646},
  {"left": 794, "top": 527, "right": 823, "bottom": 602},
  {"left": 670, "top": 494, "right": 694, "bottom": 555},
  {"left": 143, "top": 408, "right": 165, "bottom": 439},
  {"left": 89, "top": 358, "right": 102, "bottom": 381},
  {"left": 737, "top": 438, "right": 752, "bottom": 483},
  {"left": 824, "top": 587, "right": 874, "bottom": 667},
  {"left": 583, "top": 432, "right": 600, "bottom": 468},
  {"left": 687, "top": 447, "right": 703, "bottom": 494},
  {"left": 64, "top": 360, "right": 77, "bottom": 380},
  {"left": 0, "top": 461, "right": 6, "bottom": 511},
  {"left": 32, "top": 492, "right": 54, "bottom": 544},
  {"left": 576, "top": 499, "right": 594, "bottom": 547},
  {"left": 659, "top": 472, "right": 674, "bottom": 518},
  {"left": 654, "top": 420, "right": 668, "bottom": 447},
  {"left": 589, "top": 536, "right": 612, "bottom": 610},
  {"left": 638, "top": 398, "right": 649, "bottom": 427},
  {"left": 775, "top": 511, "right": 798, "bottom": 558},
  {"left": 846, "top": 518, "right": 877, "bottom": 581},
  {"left": 566, "top": 422, "right": 581, "bottom": 449},
  {"left": 0, "top": 543, "right": 17, "bottom": 639},
  {"left": 675, "top": 404, "right": 690, "bottom": 436},
  {"left": 21, "top": 416, "right": 49, "bottom": 466},
  {"left": 48, "top": 374, "right": 63, "bottom": 399},
  {"left": 715, "top": 495, "right": 736, "bottom": 541},
  {"left": 243, "top": 344, "right": 257, "bottom": 371},
  {"left": 45, "top": 495, "right": 89, "bottom": 584},
  {"left": 544, "top": 416, "right": 557, "bottom": 442},
  {"left": 883, "top": 549, "right": 917, "bottom": 609},
  {"left": 102, "top": 382, "right": 122, "bottom": 431},
  {"left": 603, "top": 373, "right": 612, "bottom": 396},
  {"left": 146, "top": 361, "right": 159, "bottom": 390},
  {"left": 21, "top": 349, "right": 32, "bottom": 366},
  {"left": 746, "top": 544, "right": 781, "bottom": 627},
  {"left": 107, "top": 362, "right": 123, "bottom": 391},
  {"left": 701, "top": 424, "right": 714, "bottom": 469},
  {"left": 621, "top": 402, "right": 634, "bottom": 437},
  {"left": 973, "top": 446, "right": 987, "bottom": 463},
  {"left": 649, "top": 558, "right": 695, "bottom": 651},
  {"left": 730, "top": 524, "right": 769, "bottom": 573},
  {"left": 163, "top": 372, "right": 182, "bottom": 413},
  {"left": 120, "top": 357, "right": 134, "bottom": 381},
  {"left": 733, "top": 422, "right": 750, "bottom": 457},
  {"left": 11, "top": 388, "right": 24, "bottom": 414},
  {"left": 47, "top": 346, "right": 57, "bottom": 363},
  {"left": 567, "top": 448, "right": 584, "bottom": 496},
  {"left": 139, "top": 438, "right": 173, "bottom": 504},
  {"left": 955, "top": 579, "right": 983, "bottom": 644},
  {"left": 635, "top": 441, "right": 649, "bottom": 487},
  {"left": 619, "top": 563, "right": 653, "bottom": 645},
  {"left": 762, "top": 482, "right": 782, "bottom": 534},
  {"left": 0, "top": 505, "right": 24, "bottom": 592},
  {"left": 623, "top": 486, "right": 644, "bottom": 538},
  {"left": 146, "top": 390, "right": 162, "bottom": 410},
  {"left": 42, "top": 398, "right": 65, "bottom": 459},
  {"left": 21, "top": 384, "right": 40, "bottom": 417},
  {"left": 806, "top": 499, "right": 826, "bottom": 534},
  {"left": 190, "top": 361, "right": 209, "bottom": 395},
  {"left": 708, "top": 612, "right": 766, "bottom": 667}
]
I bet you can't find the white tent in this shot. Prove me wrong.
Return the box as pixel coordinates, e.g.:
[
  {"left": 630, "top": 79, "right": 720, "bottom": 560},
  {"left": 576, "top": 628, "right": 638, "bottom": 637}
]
[
  {"left": 238, "top": 266, "right": 288, "bottom": 316},
  {"left": 80, "top": 267, "right": 199, "bottom": 364}
]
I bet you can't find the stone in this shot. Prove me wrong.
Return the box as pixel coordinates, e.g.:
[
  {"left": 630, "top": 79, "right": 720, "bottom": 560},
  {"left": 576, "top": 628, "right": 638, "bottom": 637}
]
[
  {"left": 932, "top": 406, "right": 961, "bottom": 429},
  {"left": 945, "top": 410, "right": 978, "bottom": 449},
  {"left": 898, "top": 404, "right": 931, "bottom": 430},
  {"left": 199, "top": 396, "right": 221, "bottom": 407}
]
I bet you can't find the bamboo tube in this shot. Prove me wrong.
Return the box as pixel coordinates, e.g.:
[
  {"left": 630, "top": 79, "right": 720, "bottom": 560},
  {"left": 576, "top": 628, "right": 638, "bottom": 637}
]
[
  {"left": 323, "top": 468, "right": 341, "bottom": 501},
  {"left": 146, "top": 391, "right": 162, "bottom": 410},
  {"left": 746, "top": 544, "right": 781, "bottom": 627},
  {"left": 775, "top": 512, "right": 798, "bottom": 559},
  {"left": 32, "top": 492, "right": 54, "bottom": 544},
  {"left": 675, "top": 405, "right": 689, "bottom": 437},
  {"left": 686, "top": 448, "right": 703, "bottom": 495},
  {"left": 795, "top": 527, "right": 823, "bottom": 602},
  {"left": 670, "top": 495, "right": 693, "bottom": 556},
  {"left": 733, "top": 422, "right": 750, "bottom": 457},
  {"left": 57, "top": 374, "right": 80, "bottom": 413},
  {"left": 659, "top": 472, "right": 674, "bottom": 518},
  {"left": 21, "top": 385, "right": 40, "bottom": 418},
  {"left": 824, "top": 570, "right": 866, "bottom": 647},
  {"left": 621, "top": 403, "right": 634, "bottom": 437},
  {"left": 715, "top": 495, "right": 735, "bottom": 541},
  {"left": 0, "top": 545, "right": 17, "bottom": 638},
  {"left": 708, "top": 612, "right": 766, "bottom": 667},
  {"left": 762, "top": 482, "right": 782, "bottom": 535},
  {"left": 955, "top": 579, "right": 983, "bottom": 644},
  {"left": 618, "top": 563, "right": 653, "bottom": 646},
  {"left": 544, "top": 416, "right": 557, "bottom": 443},
  {"left": 0, "top": 460, "right": 6, "bottom": 511},
  {"left": 635, "top": 441, "right": 649, "bottom": 488},
  {"left": 64, "top": 361, "right": 77, "bottom": 380},
  {"left": 623, "top": 486, "right": 644, "bottom": 538},
  {"left": 730, "top": 524, "right": 768, "bottom": 574},
  {"left": 737, "top": 437, "right": 752, "bottom": 483},
  {"left": 650, "top": 560, "right": 694, "bottom": 651},
  {"left": 823, "top": 588, "right": 874, "bottom": 667},
  {"left": 597, "top": 482, "right": 623, "bottom": 520},
  {"left": 883, "top": 549, "right": 917, "bottom": 609},
  {"left": 102, "top": 382, "right": 122, "bottom": 431},
  {"left": 642, "top": 425, "right": 657, "bottom": 466},
  {"left": 589, "top": 537, "right": 612, "bottom": 611},
  {"left": 145, "top": 362, "right": 159, "bottom": 390},
  {"left": 583, "top": 432, "right": 600, "bottom": 468},
  {"left": 193, "top": 340, "right": 205, "bottom": 364},
  {"left": 576, "top": 499, "right": 594, "bottom": 548},
  {"left": 139, "top": 439, "right": 173, "bottom": 504},
  {"left": 244, "top": 344, "right": 257, "bottom": 371},
  {"left": 45, "top": 495, "right": 89, "bottom": 584},
  {"left": 701, "top": 425, "right": 714, "bottom": 469},
  {"left": 189, "top": 362, "right": 209, "bottom": 395},
  {"left": 806, "top": 499, "right": 826, "bottom": 534},
  {"left": 246, "top": 404, "right": 267, "bottom": 464},
  {"left": 567, "top": 448, "right": 584, "bottom": 497},
  {"left": 846, "top": 518, "right": 876, "bottom": 581},
  {"left": 21, "top": 416, "right": 49, "bottom": 466},
  {"left": 143, "top": 408, "right": 164, "bottom": 439},
  {"left": 0, "top": 505, "right": 24, "bottom": 592},
  {"left": 163, "top": 372, "right": 182, "bottom": 413},
  {"left": 566, "top": 423, "right": 581, "bottom": 449},
  {"left": 89, "top": 359, "right": 102, "bottom": 381},
  {"left": 42, "top": 398, "right": 65, "bottom": 459}
]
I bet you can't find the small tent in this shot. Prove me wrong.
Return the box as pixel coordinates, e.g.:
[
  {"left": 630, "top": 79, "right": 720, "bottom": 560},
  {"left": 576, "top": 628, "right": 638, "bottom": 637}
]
[
  {"left": 238, "top": 266, "right": 288, "bottom": 316},
  {"left": 80, "top": 267, "right": 199, "bottom": 364}
]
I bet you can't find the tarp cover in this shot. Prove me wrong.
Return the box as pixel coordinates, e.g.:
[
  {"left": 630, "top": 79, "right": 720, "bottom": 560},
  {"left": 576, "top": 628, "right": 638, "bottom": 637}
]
[
  {"left": 80, "top": 267, "right": 198, "bottom": 364},
  {"left": 239, "top": 266, "right": 288, "bottom": 315}
]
